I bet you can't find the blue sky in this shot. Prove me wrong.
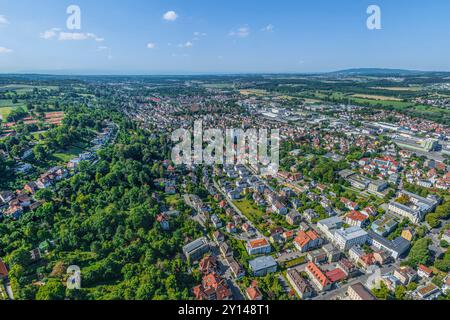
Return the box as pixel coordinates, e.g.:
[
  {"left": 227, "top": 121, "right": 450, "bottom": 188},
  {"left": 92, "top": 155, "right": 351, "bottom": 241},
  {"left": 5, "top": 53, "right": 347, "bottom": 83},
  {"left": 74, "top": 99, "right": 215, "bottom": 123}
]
[{"left": 0, "top": 0, "right": 449, "bottom": 74}]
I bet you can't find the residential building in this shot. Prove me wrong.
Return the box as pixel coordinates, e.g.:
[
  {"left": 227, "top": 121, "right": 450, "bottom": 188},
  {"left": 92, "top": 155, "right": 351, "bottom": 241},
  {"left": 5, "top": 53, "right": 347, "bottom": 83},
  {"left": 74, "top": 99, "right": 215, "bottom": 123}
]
[
  {"left": 388, "top": 191, "right": 439, "bottom": 224},
  {"left": 286, "top": 269, "right": 313, "bottom": 299},
  {"left": 345, "top": 210, "right": 369, "bottom": 228},
  {"left": 307, "top": 249, "right": 328, "bottom": 264},
  {"left": 368, "top": 180, "right": 388, "bottom": 193},
  {"left": 367, "top": 231, "right": 411, "bottom": 259},
  {"left": 337, "top": 258, "right": 358, "bottom": 277},
  {"left": 415, "top": 283, "right": 441, "bottom": 300},
  {"left": 322, "top": 243, "right": 341, "bottom": 263},
  {"left": 294, "top": 230, "right": 323, "bottom": 253},
  {"left": 347, "top": 282, "right": 377, "bottom": 300},
  {"left": 286, "top": 210, "right": 302, "bottom": 226},
  {"left": 417, "top": 265, "right": 433, "bottom": 279},
  {"left": 246, "top": 238, "right": 271, "bottom": 255},
  {"left": 246, "top": 285, "right": 263, "bottom": 300},
  {"left": 305, "top": 262, "right": 332, "bottom": 291},
  {"left": 371, "top": 215, "right": 398, "bottom": 237},
  {"left": 393, "top": 267, "right": 418, "bottom": 286},
  {"left": 333, "top": 226, "right": 369, "bottom": 251},
  {"left": 183, "top": 237, "right": 210, "bottom": 263},
  {"left": 249, "top": 256, "right": 278, "bottom": 277},
  {"left": 348, "top": 246, "right": 365, "bottom": 263},
  {"left": 317, "top": 216, "right": 343, "bottom": 241},
  {"left": 225, "top": 256, "right": 245, "bottom": 279},
  {"left": 193, "top": 273, "right": 233, "bottom": 300}
]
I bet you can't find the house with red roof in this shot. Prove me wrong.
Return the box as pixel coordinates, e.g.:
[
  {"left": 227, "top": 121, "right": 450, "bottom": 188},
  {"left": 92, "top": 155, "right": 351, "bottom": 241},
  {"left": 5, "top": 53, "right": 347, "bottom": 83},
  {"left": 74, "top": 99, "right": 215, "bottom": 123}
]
[
  {"left": 417, "top": 265, "right": 433, "bottom": 279},
  {"left": 246, "top": 238, "right": 271, "bottom": 255},
  {"left": 294, "top": 230, "right": 323, "bottom": 253},
  {"left": 305, "top": 262, "right": 333, "bottom": 291},
  {"left": 345, "top": 210, "right": 369, "bottom": 228},
  {"left": 246, "top": 285, "right": 263, "bottom": 300},
  {"left": 0, "top": 258, "right": 8, "bottom": 280},
  {"left": 193, "top": 273, "right": 233, "bottom": 300},
  {"left": 325, "top": 268, "right": 347, "bottom": 283}
]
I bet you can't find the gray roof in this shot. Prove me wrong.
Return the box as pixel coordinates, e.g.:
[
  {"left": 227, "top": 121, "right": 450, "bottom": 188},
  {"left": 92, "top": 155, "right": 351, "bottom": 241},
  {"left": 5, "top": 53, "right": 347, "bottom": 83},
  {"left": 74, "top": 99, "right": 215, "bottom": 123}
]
[
  {"left": 368, "top": 231, "right": 411, "bottom": 256},
  {"left": 183, "top": 237, "right": 208, "bottom": 254},
  {"left": 249, "top": 256, "right": 277, "bottom": 272},
  {"left": 318, "top": 216, "right": 343, "bottom": 229}
]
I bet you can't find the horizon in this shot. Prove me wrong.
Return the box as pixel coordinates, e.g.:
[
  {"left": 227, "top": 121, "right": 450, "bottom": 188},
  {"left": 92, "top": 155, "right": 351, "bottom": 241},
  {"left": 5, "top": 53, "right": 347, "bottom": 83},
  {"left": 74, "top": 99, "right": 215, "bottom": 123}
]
[
  {"left": 1, "top": 67, "right": 450, "bottom": 77},
  {"left": 1, "top": 0, "right": 450, "bottom": 73}
]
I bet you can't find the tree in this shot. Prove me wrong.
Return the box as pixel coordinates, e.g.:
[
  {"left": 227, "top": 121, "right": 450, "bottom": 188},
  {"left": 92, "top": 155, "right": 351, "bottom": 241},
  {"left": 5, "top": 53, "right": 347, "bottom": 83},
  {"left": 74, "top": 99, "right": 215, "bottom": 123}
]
[
  {"left": 35, "top": 279, "right": 66, "bottom": 300},
  {"left": 33, "top": 144, "right": 49, "bottom": 162},
  {"left": 372, "top": 282, "right": 392, "bottom": 300},
  {"left": 395, "top": 285, "right": 407, "bottom": 300},
  {"left": 35, "top": 188, "right": 54, "bottom": 202},
  {"left": 406, "top": 238, "right": 431, "bottom": 268},
  {"left": 426, "top": 213, "right": 441, "bottom": 229}
]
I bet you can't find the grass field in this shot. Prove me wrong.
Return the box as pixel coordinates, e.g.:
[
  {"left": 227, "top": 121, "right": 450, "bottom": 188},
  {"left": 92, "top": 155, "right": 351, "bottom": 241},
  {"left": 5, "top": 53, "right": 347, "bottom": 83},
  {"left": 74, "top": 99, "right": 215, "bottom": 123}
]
[
  {"left": 0, "top": 100, "right": 27, "bottom": 122},
  {"left": 52, "top": 146, "right": 85, "bottom": 163},
  {"left": 239, "top": 89, "right": 268, "bottom": 96},
  {"left": 352, "top": 94, "right": 403, "bottom": 101},
  {"left": 201, "top": 83, "right": 235, "bottom": 89},
  {"left": 234, "top": 198, "right": 265, "bottom": 223},
  {"left": 0, "top": 84, "right": 59, "bottom": 93},
  {"left": 371, "top": 86, "right": 422, "bottom": 92},
  {"left": 0, "top": 106, "right": 14, "bottom": 122}
]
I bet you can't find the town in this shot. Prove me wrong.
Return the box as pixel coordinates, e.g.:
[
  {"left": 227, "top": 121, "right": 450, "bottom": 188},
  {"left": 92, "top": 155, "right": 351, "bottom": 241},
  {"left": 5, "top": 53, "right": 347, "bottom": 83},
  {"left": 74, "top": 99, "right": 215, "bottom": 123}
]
[{"left": 2, "top": 71, "right": 448, "bottom": 302}]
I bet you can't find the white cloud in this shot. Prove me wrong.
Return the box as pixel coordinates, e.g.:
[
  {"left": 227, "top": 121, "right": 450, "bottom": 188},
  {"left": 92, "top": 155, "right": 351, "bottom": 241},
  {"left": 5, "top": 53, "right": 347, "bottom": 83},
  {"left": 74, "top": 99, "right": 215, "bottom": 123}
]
[
  {"left": 178, "top": 41, "right": 193, "bottom": 48},
  {"left": 193, "top": 31, "right": 207, "bottom": 37},
  {"left": 40, "top": 28, "right": 61, "bottom": 39},
  {"left": 0, "top": 15, "right": 9, "bottom": 25},
  {"left": 0, "top": 47, "right": 13, "bottom": 54},
  {"left": 261, "top": 24, "right": 274, "bottom": 32},
  {"left": 59, "top": 32, "right": 89, "bottom": 41},
  {"left": 163, "top": 11, "right": 178, "bottom": 21},
  {"left": 147, "top": 42, "right": 156, "bottom": 49},
  {"left": 229, "top": 27, "right": 250, "bottom": 38},
  {"left": 97, "top": 46, "right": 109, "bottom": 51},
  {"left": 40, "top": 29, "right": 104, "bottom": 42}
]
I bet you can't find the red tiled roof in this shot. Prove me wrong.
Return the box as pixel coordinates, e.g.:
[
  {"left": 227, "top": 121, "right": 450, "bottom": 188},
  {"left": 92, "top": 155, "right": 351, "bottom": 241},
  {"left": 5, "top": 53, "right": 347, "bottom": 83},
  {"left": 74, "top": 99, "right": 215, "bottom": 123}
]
[
  {"left": 246, "top": 287, "right": 262, "bottom": 300},
  {"left": 306, "top": 262, "right": 331, "bottom": 287},
  {"left": 0, "top": 259, "right": 8, "bottom": 278},
  {"left": 346, "top": 210, "right": 368, "bottom": 222},
  {"left": 249, "top": 238, "right": 269, "bottom": 249},
  {"left": 325, "top": 268, "right": 347, "bottom": 283},
  {"left": 418, "top": 264, "right": 433, "bottom": 275}
]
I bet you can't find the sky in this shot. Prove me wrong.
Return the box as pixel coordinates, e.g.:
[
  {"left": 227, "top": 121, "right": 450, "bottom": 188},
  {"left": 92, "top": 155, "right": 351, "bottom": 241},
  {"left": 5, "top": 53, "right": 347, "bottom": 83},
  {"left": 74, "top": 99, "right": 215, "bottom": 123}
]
[{"left": 0, "top": 0, "right": 450, "bottom": 74}]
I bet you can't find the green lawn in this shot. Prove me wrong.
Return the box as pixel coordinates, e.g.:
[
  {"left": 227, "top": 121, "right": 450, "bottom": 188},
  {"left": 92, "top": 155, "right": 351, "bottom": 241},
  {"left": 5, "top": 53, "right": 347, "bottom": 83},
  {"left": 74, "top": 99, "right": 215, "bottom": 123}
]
[
  {"left": 0, "top": 101, "right": 27, "bottom": 122},
  {"left": 0, "top": 106, "right": 14, "bottom": 121},
  {"left": 234, "top": 198, "right": 265, "bottom": 223},
  {"left": 52, "top": 146, "right": 85, "bottom": 163}
]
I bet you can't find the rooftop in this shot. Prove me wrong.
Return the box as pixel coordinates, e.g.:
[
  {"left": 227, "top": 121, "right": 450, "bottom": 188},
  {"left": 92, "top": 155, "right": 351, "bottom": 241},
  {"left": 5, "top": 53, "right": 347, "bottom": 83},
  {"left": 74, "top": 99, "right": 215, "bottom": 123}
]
[{"left": 249, "top": 256, "right": 277, "bottom": 272}]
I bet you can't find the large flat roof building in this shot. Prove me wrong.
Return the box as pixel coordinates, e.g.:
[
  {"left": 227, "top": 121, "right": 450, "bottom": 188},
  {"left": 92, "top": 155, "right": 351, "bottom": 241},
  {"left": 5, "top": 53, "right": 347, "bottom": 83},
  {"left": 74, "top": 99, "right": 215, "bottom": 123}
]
[{"left": 334, "top": 226, "right": 368, "bottom": 251}]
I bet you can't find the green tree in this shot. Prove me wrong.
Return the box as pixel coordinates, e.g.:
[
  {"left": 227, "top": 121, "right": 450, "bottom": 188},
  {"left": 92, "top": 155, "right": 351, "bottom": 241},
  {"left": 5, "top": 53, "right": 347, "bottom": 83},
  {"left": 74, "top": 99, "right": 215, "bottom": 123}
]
[{"left": 35, "top": 279, "right": 66, "bottom": 300}]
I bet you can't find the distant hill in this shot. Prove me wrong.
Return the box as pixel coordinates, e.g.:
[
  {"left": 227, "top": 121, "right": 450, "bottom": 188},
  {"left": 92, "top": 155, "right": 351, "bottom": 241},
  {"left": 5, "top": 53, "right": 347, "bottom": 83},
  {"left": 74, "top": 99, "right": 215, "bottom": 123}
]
[{"left": 327, "top": 68, "right": 429, "bottom": 76}]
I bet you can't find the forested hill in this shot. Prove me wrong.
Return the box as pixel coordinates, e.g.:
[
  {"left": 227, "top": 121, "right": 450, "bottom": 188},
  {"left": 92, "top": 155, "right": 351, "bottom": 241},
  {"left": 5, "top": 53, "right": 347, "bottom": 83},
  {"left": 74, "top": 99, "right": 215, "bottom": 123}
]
[{"left": 0, "top": 107, "right": 204, "bottom": 300}]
